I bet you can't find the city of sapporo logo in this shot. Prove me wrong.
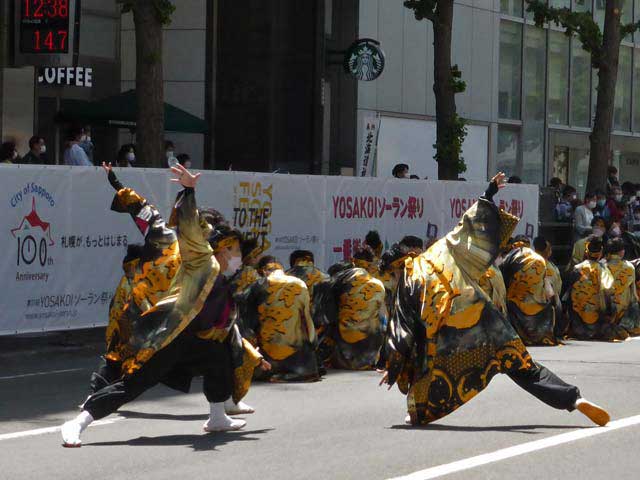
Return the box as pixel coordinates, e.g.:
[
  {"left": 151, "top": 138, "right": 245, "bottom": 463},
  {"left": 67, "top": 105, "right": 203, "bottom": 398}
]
[{"left": 11, "top": 198, "right": 54, "bottom": 268}]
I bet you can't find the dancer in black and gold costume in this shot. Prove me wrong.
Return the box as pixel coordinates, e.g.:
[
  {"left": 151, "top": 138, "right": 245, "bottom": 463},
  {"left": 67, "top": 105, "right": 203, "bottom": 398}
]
[
  {"left": 315, "top": 249, "right": 387, "bottom": 370},
  {"left": 605, "top": 238, "right": 640, "bottom": 337},
  {"left": 62, "top": 164, "right": 265, "bottom": 447},
  {"left": 239, "top": 256, "right": 320, "bottom": 382},
  {"left": 565, "top": 236, "right": 630, "bottom": 341},
  {"left": 501, "top": 235, "right": 557, "bottom": 346},
  {"left": 381, "top": 173, "right": 609, "bottom": 427}
]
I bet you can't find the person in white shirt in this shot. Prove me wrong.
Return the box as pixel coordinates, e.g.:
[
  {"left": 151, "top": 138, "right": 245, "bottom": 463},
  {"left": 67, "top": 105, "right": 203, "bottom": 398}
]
[
  {"left": 63, "top": 128, "right": 93, "bottom": 166},
  {"left": 574, "top": 192, "right": 596, "bottom": 239}
]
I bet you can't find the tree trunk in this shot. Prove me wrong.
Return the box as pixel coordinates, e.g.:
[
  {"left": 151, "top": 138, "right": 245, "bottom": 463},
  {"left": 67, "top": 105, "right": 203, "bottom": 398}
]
[
  {"left": 587, "top": 0, "right": 621, "bottom": 192},
  {"left": 132, "top": 1, "right": 165, "bottom": 168},
  {"left": 432, "top": 1, "right": 458, "bottom": 180}
]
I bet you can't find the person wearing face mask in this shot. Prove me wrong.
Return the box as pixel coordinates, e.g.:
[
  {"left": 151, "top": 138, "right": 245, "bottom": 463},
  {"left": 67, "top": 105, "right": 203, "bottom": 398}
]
[
  {"left": 499, "top": 235, "right": 557, "bottom": 346},
  {"left": 555, "top": 185, "right": 577, "bottom": 222},
  {"left": 573, "top": 192, "right": 596, "bottom": 239},
  {"left": 628, "top": 206, "right": 640, "bottom": 237},
  {"left": 604, "top": 186, "right": 626, "bottom": 223},
  {"left": 61, "top": 163, "right": 267, "bottom": 447},
  {"left": 21, "top": 136, "right": 46, "bottom": 164},
  {"left": 605, "top": 238, "right": 640, "bottom": 337},
  {"left": 569, "top": 218, "right": 606, "bottom": 272},
  {"left": 116, "top": 144, "right": 136, "bottom": 167},
  {"left": 564, "top": 236, "right": 628, "bottom": 342},
  {"left": 79, "top": 126, "right": 95, "bottom": 163},
  {"left": 392, "top": 163, "right": 410, "bottom": 179},
  {"left": 164, "top": 140, "right": 177, "bottom": 166},
  {"left": 237, "top": 256, "right": 321, "bottom": 382}
]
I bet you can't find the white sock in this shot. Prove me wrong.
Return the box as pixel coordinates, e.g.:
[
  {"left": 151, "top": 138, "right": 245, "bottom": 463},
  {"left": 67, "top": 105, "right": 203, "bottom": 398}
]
[
  {"left": 224, "top": 398, "right": 255, "bottom": 414},
  {"left": 203, "top": 401, "right": 246, "bottom": 432},
  {"left": 61, "top": 411, "right": 94, "bottom": 446}
]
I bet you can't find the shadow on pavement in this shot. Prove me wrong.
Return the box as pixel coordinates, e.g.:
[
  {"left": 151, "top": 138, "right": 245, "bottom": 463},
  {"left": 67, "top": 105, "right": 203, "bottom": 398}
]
[
  {"left": 86, "top": 428, "right": 273, "bottom": 451},
  {"left": 389, "top": 424, "right": 592, "bottom": 434},
  {"left": 117, "top": 410, "right": 209, "bottom": 421}
]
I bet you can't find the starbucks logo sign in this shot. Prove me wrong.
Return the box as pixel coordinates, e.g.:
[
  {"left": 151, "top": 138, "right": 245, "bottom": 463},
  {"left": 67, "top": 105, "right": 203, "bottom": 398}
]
[{"left": 344, "top": 39, "right": 385, "bottom": 82}]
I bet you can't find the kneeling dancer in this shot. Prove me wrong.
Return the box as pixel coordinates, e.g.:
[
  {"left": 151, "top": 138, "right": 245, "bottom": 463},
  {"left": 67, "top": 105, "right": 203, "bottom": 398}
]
[{"left": 381, "top": 173, "right": 609, "bottom": 427}]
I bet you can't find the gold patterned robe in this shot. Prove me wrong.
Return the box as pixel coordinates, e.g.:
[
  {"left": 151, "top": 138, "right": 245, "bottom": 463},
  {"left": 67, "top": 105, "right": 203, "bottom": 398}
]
[
  {"left": 478, "top": 266, "right": 507, "bottom": 315},
  {"left": 241, "top": 270, "right": 320, "bottom": 381},
  {"left": 566, "top": 259, "right": 629, "bottom": 341},
  {"left": 385, "top": 197, "right": 534, "bottom": 425},
  {"left": 104, "top": 187, "right": 260, "bottom": 402},
  {"left": 501, "top": 247, "right": 557, "bottom": 346},
  {"left": 606, "top": 255, "right": 640, "bottom": 336},
  {"left": 317, "top": 267, "right": 387, "bottom": 370}
]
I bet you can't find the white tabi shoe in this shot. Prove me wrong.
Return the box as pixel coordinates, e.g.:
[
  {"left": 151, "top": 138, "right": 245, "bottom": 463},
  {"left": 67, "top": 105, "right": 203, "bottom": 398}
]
[
  {"left": 61, "top": 411, "right": 94, "bottom": 448},
  {"left": 203, "top": 402, "right": 246, "bottom": 432},
  {"left": 224, "top": 398, "right": 255, "bottom": 415}
]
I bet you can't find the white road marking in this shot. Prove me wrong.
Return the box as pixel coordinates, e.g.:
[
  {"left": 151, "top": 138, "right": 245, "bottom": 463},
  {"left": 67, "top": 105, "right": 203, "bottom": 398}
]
[
  {"left": 0, "top": 417, "right": 124, "bottom": 442},
  {"left": 388, "top": 414, "right": 640, "bottom": 480},
  {"left": 0, "top": 368, "right": 85, "bottom": 381}
]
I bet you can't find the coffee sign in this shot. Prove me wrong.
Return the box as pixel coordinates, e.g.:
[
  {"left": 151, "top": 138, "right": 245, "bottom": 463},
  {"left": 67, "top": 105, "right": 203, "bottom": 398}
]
[
  {"left": 38, "top": 66, "right": 93, "bottom": 88},
  {"left": 344, "top": 39, "right": 385, "bottom": 82}
]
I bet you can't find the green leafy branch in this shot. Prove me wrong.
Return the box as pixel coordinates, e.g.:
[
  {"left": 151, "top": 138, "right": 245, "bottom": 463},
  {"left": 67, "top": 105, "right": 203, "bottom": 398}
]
[{"left": 118, "top": 0, "right": 176, "bottom": 26}]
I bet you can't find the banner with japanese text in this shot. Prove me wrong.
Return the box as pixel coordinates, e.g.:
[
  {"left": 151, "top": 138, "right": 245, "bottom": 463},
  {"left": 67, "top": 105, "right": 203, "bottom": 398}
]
[{"left": 0, "top": 166, "right": 537, "bottom": 334}]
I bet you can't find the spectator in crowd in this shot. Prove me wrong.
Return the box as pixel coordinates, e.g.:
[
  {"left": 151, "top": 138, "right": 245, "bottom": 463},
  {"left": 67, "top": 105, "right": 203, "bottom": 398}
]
[
  {"left": 593, "top": 190, "right": 608, "bottom": 218},
  {"left": 116, "top": 144, "right": 136, "bottom": 167},
  {"left": 569, "top": 217, "right": 606, "bottom": 271},
  {"left": 608, "top": 220, "right": 622, "bottom": 239},
  {"left": 165, "top": 140, "right": 177, "bottom": 166},
  {"left": 619, "top": 219, "right": 640, "bottom": 260},
  {"left": 21, "top": 136, "right": 46, "bottom": 165},
  {"left": 555, "top": 185, "right": 577, "bottom": 222},
  {"left": 64, "top": 128, "right": 92, "bottom": 166},
  {"left": 1, "top": 141, "right": 18, "bottom": 164},
  {"left": 392, "top": 163, "right": 409, "bottom": 179},
  {"left": 79, "top": 126, "right": 95, "bottom": 164},
  {"left": 409, "top": 174, "right": 420, "bottom": 180},
  {"left": 549, "top": 177, "right": 564, "bottom": 201},
  {"left": 574, "top": 191, "right": 597, "bottom": 238},
  {"left": 508, "top": 175, "right": 522, "bottom": 184},
  {"left": 603, "top": 185, "right": 626, "bottom": 223},
  {"left": 628, "top": 205, "right": 640, "bottom": 237},
  {"left": 607, "top": 166, "right": 619, "bottom": 193},
  {"left": 177, "top": 153, "right": 192, "bottom": 169}
]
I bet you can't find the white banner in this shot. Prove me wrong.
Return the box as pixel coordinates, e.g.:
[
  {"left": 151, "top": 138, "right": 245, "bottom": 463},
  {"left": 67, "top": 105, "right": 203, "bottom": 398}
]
[
  {"left": 0, "top": 166, "right": 538, "bottom": 334},
  {"left": 357, "top": 112, "right": 380, "bottom": 177}
]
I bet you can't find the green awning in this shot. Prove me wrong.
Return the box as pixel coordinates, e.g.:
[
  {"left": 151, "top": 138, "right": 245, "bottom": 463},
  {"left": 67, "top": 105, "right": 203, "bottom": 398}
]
[{"left": 57, "top": 89, "right": 207, "bottom": 134}]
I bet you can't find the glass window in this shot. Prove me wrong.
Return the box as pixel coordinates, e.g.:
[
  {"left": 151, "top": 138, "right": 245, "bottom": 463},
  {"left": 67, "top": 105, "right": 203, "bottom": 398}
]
[
  {"left": 497, "top": 127, "right": 521, "bottom": 177},
  {"left": 571, "top": 39, "right": 591, "bottom": 127},
  {"left": 548, "top": 31, "right": 569, "bottom": 125},
  {"left": 522, "top": 26, "right": 546, "bottom": 185},
  {"left": 595, "top": 0, "right": 605, "bottom": 31},
  {"left": 499, "top": 21, "right": 523, "bottom": 120},
  {"left": 614, "top": 46, "right": 632, "bottom": 131},
  {"left": 623, "top": 0, "right": 633, "bottom": 41},
  {"left": 501, "top": 0, "right": 523, "bottom": 17},
  {"left": 79, "top": 14, "right": 117, "bottom": 59},
  {"left": 634, "top": 49, "right": 640, "bottom": 131},
  {"left": 550, "top": 0, "right": 570, "bottom": 8},
  {"left": 573, "top": 0, "right": 592, "bottom": 13}
]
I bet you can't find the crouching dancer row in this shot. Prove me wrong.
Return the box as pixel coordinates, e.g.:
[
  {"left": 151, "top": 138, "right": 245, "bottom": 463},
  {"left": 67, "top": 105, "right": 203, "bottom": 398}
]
[{"left": 62, "top": 164, "right": 268, "bottom": 447}]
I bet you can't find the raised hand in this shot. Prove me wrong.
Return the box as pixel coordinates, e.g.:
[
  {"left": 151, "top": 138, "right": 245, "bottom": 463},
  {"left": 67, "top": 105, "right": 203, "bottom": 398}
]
[
  {"left": 102, "top": 162, "right": 112, "bottom": 174},
  {"left": 491, "top": 172, "right": 507, "bottom": 189},
  {"left": 170, "top": 163, "right": 201, "bottom": 189}
]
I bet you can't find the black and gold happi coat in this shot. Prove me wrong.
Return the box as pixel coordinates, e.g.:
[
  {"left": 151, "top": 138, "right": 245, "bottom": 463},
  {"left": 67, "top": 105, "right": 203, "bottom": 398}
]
[
  {"left": 230, "top": 265, "right": 261, "bottom": 340},
  {"left": 606, "top": 255, "right": 640, "bottom": 336},
  {"left": 478, "top": 266, "right": 507, "bottom": 315},
  {"left": 104, "top": 186, "right": 261, "bottom": 401},
  {"left": 318, "top": 267, "right": 387, "bottom": 370},
  {"left": 385, "top": 196, "right": 534, "bottom": 425},
  {"left": 501, "top": 247, "right": 556, "bottom": 346},
  {"left": 240, "top": 270, "right": 320, "bottom": 381},
  {"left": 565, "top": 259, "right": 629, "bottom": 341}
]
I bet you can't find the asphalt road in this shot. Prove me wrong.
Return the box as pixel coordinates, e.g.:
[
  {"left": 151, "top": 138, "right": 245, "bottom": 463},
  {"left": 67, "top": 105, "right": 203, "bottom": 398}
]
[{"left": 1, "top": 338, "right": 640, "bottom": 480}]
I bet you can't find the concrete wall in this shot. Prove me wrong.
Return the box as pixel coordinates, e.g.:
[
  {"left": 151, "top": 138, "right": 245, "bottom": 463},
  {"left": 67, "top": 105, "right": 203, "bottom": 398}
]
[{"left": 121, "top": 0, "right": 207, "bottom": 168}]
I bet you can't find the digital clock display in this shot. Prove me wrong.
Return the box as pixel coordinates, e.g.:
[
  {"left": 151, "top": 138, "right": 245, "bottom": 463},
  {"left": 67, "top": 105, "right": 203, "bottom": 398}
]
[{"left": 19, "top": 0, "right": 71, "bottom": 54}]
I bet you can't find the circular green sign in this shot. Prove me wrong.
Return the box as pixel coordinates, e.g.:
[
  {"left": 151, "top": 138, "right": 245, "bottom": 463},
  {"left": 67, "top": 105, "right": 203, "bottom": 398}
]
[{"left": 344, "top": 39, "right": 385, "bottom": 82}]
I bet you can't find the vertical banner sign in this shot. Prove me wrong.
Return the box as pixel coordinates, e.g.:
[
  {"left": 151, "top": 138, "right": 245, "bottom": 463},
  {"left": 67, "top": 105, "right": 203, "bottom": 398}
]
[
  {"left": 0, "top": 167, "right": 538, "bottom": 335},
  {"left": 357, "top": 113, "right": 381, "bottom": 177}
]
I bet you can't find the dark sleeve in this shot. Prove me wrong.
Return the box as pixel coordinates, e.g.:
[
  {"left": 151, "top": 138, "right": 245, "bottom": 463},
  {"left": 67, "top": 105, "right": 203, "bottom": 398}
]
[
  {"left": 107, "top": 169, "right": 124, "bottom": 191},
  {"left": 311, "top": 279, "right": 338, "bottom": 330},
  {"left": 481, "top": 179, "right": 500, "bottom": 203},
  {"left": 385, "top": 270, "right": 420, "bottom": 385}
]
